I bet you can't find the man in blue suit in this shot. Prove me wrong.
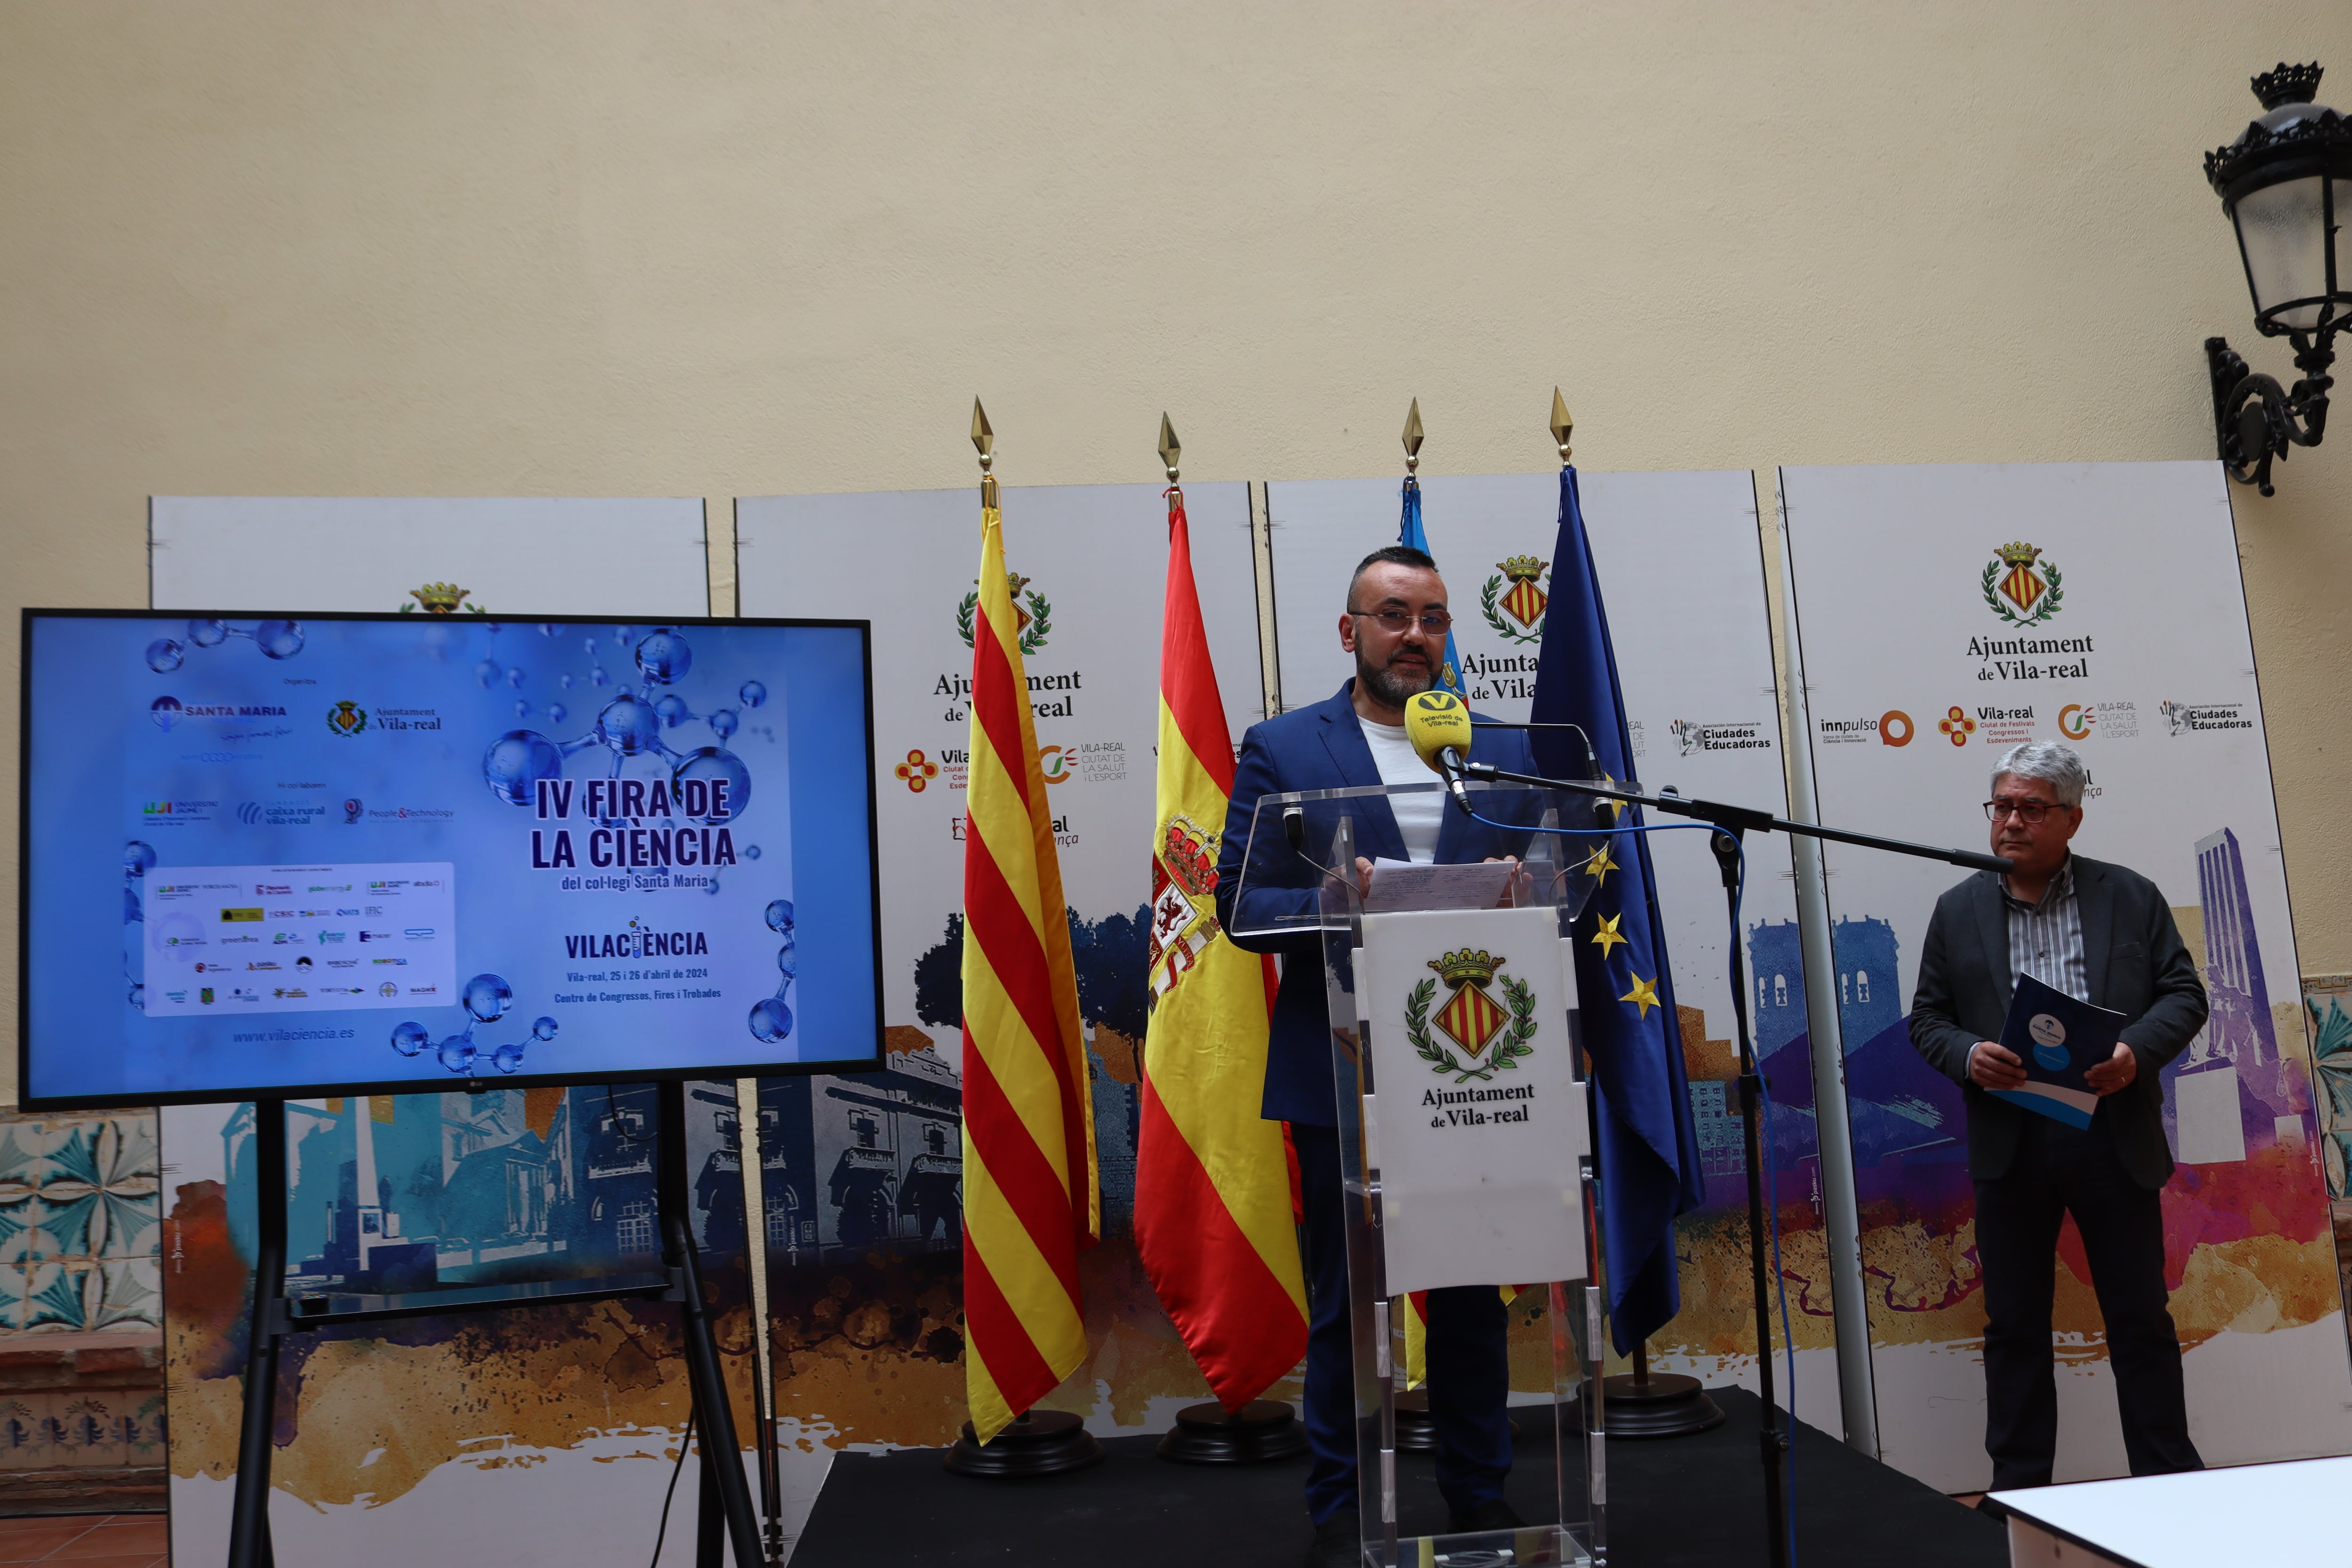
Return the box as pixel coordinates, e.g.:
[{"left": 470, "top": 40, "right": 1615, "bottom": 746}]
[{"left": 1215, "top": 545, "right": 1540, "bottom": 1567}]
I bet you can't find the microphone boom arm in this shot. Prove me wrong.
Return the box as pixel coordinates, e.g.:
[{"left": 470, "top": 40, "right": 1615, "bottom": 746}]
[{"left": 1458, "top": 762, "right": 2010, "bottom": 874}]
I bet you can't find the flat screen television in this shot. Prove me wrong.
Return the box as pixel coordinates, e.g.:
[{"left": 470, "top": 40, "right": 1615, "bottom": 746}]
[{"left": 20, "top": 611, "right": 882, "bottom": 1108}]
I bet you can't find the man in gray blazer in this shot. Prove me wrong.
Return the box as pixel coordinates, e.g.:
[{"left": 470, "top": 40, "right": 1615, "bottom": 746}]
[{"left": 1910, "top": 740, "right": 2207, "bottom": 1492}]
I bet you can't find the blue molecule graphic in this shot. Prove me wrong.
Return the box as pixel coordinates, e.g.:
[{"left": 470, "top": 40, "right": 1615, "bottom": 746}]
[
  {"left": 151, "top": 696, "right": 182, "bottom": 731},
  {"left": 515, "top": 700, "right": 532, "bottom": 720},
  {"left": 507, "top": 667, "right": 526, "bottom": 689},
  {"left": 749, "top": 997, "right": 794, "bottom": 1043},
  {"left": 548, "top": 702, "right": 566, "bottom": 725},
  {"left": 125, "top": 841, "right": 158, "bottom": 876},
  {"left": 765, "top": 899, "right": 795, "bottom": 932},
  {"left": 705, "top": 879, "right": 723, "bottom": 896},
  {"left": 654, "top": 694, "right": 691, "bottom": 727},
  {"left": 739, "top": 680, "right": 767, "bottom": 708},
  {"left": 560, "top": 673, "right": 576, "bottom": 690},
  {"left": 635, "top": 629, "right": 693, "bottom": 685},
  {"left": 391, "top": 1021, "right": 430, "bottom": 1058},
  {"left": 597, "top": 693, "right": 661, "bottom": 755},
  {"left": 483, "top": 729, "right": 564, "bottom": 805},
  {"left": 254, "top": 620, "right": 305, "bottom": 659},
  {"left": 476, "top": 659, "right": 501, "bottom": 688},
  {"left": 438, "top": 1036, "right": 478, "bottom": 1075},
  {"left": 145, "top": 638, "right": 185, "bottom": 673},
  {"left": 538, "top": 623, "right": 556, "bottom": 637},
  {"left": 673, "top": 747, "right": 750, "bottom": 822},
  {"left": 777, "top": 933, "right": 797, "bottom": 979},
  {"left": 710, "top": 708, "right": 739, "bottom": 740},
  {"left": 532, "top": 1016, "right": 559, "bottom": 1041},
  {"left": 749, "top": 901, "right": 796, "bottom": 1042},
  {"left": 493, "top": 1042, "right": 527, "bottom": 1074},
  {"left": 123, "top": 887, "right": 143, "bottom": 923},
  {"left": 590, "top": 665, "right": 610, "bottom": 687},
  {"left": 743, "top": 844, "right": 761, "bottom": 860},
  {"left": 188, "top": 619, "right": 228, "bottom": 648},
  {"left": 582, "top": 637, "right": 598, "bottom": 655},
  {"left": 127, "top": 983, "right": 144, "bottom": 1010},
  {"left": 463, "top": 972, "right": 514, "bottom": 1023}
]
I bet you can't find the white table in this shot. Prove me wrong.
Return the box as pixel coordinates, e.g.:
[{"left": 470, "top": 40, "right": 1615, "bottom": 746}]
[{"left": 1993, "top": 1456, "right": 2352, "bottom": 1566}]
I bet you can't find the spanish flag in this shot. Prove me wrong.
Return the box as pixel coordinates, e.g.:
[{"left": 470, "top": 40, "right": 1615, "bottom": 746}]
[
  {"left": 960, "top": 501, "right": 1098, "bottom": 1444},
  {"left": 1133, "top": 485, "right": 1308, "bottom": 1409}
]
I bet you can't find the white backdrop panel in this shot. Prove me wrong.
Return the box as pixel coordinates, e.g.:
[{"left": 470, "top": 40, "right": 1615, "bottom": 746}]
[
  {"left": 1780, "top": 460, "right": 2352, "bottom": 1490},
  {"left": 152, "top": 497, "right": 716, "bottom": 1567},
  {"left": 151, "top": 496, "right": 708, "bottom": 615},
  {"left": 1263, "top": 470, "right": 1836, "bottom": 1429}
]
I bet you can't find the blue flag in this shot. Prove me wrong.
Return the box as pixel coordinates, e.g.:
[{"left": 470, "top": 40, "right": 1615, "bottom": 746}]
[
  {"left": 1528, "top": 465, "right": 1706, "bottom": 1353},
  {"left": 1397, "top": 478, "right": 1467, "bottom": 697}
]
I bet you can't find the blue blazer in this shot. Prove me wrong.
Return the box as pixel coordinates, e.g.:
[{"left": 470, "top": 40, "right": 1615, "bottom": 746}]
[{"left": 1213, "top": 681, "right": 1542, "bottom": 1126}]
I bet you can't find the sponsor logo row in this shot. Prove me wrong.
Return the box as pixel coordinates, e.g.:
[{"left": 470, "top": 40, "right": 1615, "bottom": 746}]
[{"left": 1819, "top": 700, "right": 2249, "bottom": 748}]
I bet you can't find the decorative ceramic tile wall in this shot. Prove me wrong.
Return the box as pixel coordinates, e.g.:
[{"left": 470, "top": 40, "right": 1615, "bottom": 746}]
[
  {"left": 0, "top": 1390, "right": 166, "bottom": 1470},
  {"left": 0, "top": 1114, "right": 162, "bottom": 1335}
]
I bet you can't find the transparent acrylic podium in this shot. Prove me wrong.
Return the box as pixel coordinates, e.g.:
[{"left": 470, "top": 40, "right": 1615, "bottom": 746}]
[{"left": 1230, "top": 780, "right": 1611, "bottom": 1568}]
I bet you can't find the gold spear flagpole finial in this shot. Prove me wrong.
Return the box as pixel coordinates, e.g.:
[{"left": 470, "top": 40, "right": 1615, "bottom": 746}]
[
  {"left": 1158, "top": 413, "right": 1181, "bottom": 485},
  {"left": 971, "top": 398, "right": 998, "bottom": 508},
  {"left": 1402, "top": 398, "right": 1424, "bottom": 476},
  {"left": 1549, "top": 387, "right": 1574, "bottom": 464}
]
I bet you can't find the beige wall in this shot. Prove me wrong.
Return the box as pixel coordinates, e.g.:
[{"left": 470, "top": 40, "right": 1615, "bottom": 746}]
[{"left": 4, "top": 1, "right": 2350, "bottom": 1103}]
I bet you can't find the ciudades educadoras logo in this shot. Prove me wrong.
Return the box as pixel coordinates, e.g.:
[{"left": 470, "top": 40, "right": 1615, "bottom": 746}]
[
  {"left": 1981, "top": 541, "right": 2063, "bottom": 628},
  {"left": 1406, "top": 947, "right": 1538, "bottom": 1084}
]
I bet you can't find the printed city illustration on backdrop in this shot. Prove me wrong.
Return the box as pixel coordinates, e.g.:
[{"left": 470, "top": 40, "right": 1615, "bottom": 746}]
[{"left": 1782, "top": 462, "right": 2349, "bottom": 1489}]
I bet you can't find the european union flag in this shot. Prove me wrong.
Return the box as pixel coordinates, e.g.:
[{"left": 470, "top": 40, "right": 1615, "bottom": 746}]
[
  {"left": 1528, "top": 465, "right": 1706, "bottom": 1353},
  {"left": 1397, "top": 477, "right": 1467, "bottom": 698}
]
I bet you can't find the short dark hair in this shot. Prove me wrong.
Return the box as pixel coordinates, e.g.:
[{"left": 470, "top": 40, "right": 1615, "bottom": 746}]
[{"left": 1346, "top": 545, "right": 1438, "bottom": 609}]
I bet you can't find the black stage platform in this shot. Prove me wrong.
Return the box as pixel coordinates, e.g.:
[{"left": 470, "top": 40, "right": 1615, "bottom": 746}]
[{"left": 795, "top": 1388, "right": 2005, "bottom": 1567}]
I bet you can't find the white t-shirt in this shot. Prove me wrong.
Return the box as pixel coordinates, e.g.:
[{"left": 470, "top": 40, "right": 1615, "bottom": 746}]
[{"left": 1357, "top": 715, "right": 1444, "bottom": 863}]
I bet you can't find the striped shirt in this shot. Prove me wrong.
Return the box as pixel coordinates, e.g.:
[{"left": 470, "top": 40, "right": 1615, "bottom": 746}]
[{"left": 2002, "top": 855, "right": 2089, "bottom": 1003}]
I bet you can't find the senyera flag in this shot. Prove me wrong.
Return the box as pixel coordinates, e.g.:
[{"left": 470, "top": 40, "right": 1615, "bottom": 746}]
[
  {"left": 1135, "top": 483, "right": 1308, "bottom": 1409},
  {"left": 959, "top": 498, "right": 1099, "bottom": 1444}
]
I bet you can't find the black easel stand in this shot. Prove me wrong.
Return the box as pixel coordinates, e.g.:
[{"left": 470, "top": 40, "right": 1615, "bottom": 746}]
[
  {"left": 225, "top": 1081, "right": 765, "bottom": 1568},
  {"left": 1461, "top": 760, "right": 2009, "bottom": 1568}
]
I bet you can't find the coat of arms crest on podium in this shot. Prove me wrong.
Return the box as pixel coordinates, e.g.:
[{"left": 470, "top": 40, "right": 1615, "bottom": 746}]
[{"left": 1406, "top": 947, "right": 1540, "bottom": 1083}]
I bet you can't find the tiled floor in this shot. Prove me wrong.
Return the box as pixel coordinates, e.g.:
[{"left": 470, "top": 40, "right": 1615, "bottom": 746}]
[{"left": 0, "top": 1513, "right": 167, "bottom": 1566}]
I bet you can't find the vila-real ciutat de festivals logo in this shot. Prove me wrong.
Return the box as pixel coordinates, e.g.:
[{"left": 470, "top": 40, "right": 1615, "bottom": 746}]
[{"left": 1406, "top": 948, "right": 1539, "bottom": 1084}]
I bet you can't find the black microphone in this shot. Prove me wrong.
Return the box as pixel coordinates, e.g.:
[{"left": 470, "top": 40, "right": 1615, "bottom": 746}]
[{"left": 1403, "top": 691, "right": 1477, "bottom": 816}]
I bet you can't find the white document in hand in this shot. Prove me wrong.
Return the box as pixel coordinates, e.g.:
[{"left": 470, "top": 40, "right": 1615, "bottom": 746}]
[{"left": 1362, "top": 858, "right": 1517, "bottom": 913}]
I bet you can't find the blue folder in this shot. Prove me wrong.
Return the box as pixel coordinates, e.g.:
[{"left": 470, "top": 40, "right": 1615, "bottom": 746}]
[{"left": 1988, "top": 973, "right": 2126, "bottom": 1130}]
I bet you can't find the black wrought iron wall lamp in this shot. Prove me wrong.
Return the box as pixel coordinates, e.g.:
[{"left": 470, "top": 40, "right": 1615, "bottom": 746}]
[{"left": 2203, "top": 63, "right": 2352, "bottom": 495}]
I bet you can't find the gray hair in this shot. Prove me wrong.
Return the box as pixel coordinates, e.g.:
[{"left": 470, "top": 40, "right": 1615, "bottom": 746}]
[{"left": 1993, "top": 741, "right": 2087, "bottom": 808}]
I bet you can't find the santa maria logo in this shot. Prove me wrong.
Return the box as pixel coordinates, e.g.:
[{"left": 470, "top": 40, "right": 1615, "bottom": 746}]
[
  {"left": 326, "top": 700, "right": 369, "bottom": 737},
  {"left": 1479, "top": 556, "right": 1550, "bottom": 645},
  {"left": 957, "top": 569, "right": 1052, "bottom": 655},
  {"left": 1981, "top": 541, "right": 2063, "bottom": 627},
  {"left": 1407, "top": 948, "right": 1538, "bottom": 1083}
]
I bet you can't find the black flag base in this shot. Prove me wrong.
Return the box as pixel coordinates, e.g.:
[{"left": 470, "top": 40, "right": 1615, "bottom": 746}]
[
  {"left": 943, "top": 1409, "right": 1105, "bottom": 1478},
  {"left": 1155, "top": 1399, "right": 1309, "bottom": 1465},
  {"left": 1567, "top": 1353, "right": 1728, "bottom": 1439}
]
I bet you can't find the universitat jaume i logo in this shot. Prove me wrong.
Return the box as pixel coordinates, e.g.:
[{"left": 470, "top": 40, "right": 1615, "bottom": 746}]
[
  {"left": 326, "top": 700, "right": 369, "bottom": 737},
  {"left": 1407, "top": 948, "right": 1539, "bottom": 1083},
  {"left": 957, "top": 569, "right": 1052, "bottom": 655},
  {"left": 1479, "top": 556, "right": 1550, "bottom": 645},
  {"left": 1981, "top": 541, "right": 2063, "bottom": 628}
]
